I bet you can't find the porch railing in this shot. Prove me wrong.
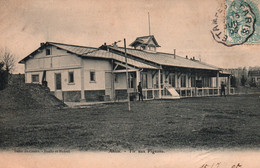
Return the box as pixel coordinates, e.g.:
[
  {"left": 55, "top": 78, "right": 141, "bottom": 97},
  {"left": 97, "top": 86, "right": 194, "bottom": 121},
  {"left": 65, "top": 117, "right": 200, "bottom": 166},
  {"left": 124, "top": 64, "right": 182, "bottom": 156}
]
[{"left": 139, "top": 87, "right": 235, "bottom": 100}]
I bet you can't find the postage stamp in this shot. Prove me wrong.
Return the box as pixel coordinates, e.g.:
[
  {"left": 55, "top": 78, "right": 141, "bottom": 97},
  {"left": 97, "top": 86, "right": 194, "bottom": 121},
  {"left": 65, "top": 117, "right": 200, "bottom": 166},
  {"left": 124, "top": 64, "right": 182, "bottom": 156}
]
[{"left": 211, "top": 0, "right": 260, "bottom": 46}]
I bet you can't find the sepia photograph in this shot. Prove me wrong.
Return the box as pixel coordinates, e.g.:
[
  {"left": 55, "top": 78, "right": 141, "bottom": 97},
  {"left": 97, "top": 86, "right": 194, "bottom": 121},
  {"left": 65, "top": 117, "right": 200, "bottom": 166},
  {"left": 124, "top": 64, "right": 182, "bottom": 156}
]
[{"left": 0, "top": 0, "right": 260, "bottom": 167}]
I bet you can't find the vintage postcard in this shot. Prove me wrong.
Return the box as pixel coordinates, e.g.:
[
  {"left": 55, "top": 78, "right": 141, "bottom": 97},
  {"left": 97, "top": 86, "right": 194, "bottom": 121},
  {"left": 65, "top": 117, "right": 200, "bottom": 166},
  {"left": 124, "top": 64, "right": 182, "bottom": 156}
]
[{"left": 0, "top": 0, "right": 260, "bottom": 167}]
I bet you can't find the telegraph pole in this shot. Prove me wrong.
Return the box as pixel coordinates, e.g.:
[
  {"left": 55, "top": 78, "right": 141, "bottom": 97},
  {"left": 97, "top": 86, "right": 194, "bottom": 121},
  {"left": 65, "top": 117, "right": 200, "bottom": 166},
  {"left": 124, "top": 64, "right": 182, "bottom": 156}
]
[
  {"left": 124, "top": 38, "right": 131, "bottom": 111},
  {"left": 148, "top": 12, "right": 151, "bottom": 35}
]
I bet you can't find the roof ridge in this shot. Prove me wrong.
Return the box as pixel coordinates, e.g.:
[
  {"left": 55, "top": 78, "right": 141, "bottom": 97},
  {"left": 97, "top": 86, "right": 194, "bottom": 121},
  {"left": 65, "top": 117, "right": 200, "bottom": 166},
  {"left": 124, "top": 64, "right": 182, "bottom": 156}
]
[
  {"left": 111, "top": 46, "right": 182, "bottom": 57},
  {"left": 82, "top": 48, "right": 103, "bottom": 55},
  {"left": 47, "top": 41, "right": 97, "bottom": 49},
  {"left": 136, "top": 35, "right": 154, "bottom": 39}
]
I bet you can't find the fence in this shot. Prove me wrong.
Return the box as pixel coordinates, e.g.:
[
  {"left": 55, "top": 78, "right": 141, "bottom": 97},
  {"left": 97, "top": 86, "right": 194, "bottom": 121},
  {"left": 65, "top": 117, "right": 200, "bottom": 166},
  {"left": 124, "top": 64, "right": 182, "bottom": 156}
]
[{"left": 139, "top": 87, "right": 235, "bottom": 99}]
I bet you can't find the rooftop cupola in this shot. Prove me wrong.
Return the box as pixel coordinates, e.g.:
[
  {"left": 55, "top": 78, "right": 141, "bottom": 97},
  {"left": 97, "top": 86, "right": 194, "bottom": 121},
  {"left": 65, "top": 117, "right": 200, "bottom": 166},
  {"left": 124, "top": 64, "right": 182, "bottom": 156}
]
[{"left": 129, "top": 35, "right": 160, "bottom": 52}]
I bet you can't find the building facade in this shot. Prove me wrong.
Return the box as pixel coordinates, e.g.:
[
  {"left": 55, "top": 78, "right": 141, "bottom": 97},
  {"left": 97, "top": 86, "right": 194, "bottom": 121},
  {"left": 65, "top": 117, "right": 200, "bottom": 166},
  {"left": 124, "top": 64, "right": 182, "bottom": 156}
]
[
  {"left": 19, "top": 36, "right": 233, "bottom": 102},
  {"left": 248, "top": 67, "right": 260, "bottom": 87}
]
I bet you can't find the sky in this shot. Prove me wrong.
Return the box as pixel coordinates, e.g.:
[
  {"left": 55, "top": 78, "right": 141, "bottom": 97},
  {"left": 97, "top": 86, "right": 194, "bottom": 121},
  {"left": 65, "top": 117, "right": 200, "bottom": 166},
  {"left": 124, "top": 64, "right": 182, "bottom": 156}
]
[{"left": 0, "top": 0, "right": 260, "bottom": 73}]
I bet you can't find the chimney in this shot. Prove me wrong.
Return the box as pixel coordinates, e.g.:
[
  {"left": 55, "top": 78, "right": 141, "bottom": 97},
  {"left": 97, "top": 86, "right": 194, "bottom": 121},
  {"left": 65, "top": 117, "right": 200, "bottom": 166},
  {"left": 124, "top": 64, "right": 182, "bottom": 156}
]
[
  {"left": 174, "top": 49, "right": 176, "bottom": 59},
  {"left": 193, "top": 57, "right": 195, "bottom": 60},
  {"left": 186, "top": 55, "right": 188, "bottom": 59},
  {"left": 104, "top": 42, "right": 107, "bottom": 46},
  {"left": 40, "top": 43, "right": 44, "bottom": 47}
]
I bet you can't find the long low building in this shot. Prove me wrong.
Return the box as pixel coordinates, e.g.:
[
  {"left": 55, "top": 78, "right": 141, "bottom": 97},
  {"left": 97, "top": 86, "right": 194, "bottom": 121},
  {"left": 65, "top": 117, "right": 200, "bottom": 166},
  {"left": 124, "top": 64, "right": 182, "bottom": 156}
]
[{"left": 19, "top": 35, "right": 234, "bottom": 102}]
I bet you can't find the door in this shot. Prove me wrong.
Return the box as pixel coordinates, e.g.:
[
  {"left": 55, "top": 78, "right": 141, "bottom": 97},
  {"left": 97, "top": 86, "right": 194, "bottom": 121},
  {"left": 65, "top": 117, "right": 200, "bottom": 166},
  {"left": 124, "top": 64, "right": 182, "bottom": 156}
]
[
  {"left": 105, "top": 72, "right": 113, "bottom": 99},
  {"left": 55, "top": 73, "right": 62, "bottom": 90},
  {"left": 55, "top": 73, "right": 63, "bottom": 100},
  {"left": 129, "top": 72, "right": 136, "bottom": 92}
]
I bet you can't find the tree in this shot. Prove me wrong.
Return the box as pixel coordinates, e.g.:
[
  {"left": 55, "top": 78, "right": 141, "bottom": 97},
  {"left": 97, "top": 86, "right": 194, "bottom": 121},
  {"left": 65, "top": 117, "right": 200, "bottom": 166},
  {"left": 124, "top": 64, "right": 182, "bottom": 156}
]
[
  {"left": 0, "top": 48, "right": 16, "bottom": 73},
  {"left": 0, "top": 48, "right": 16, "bottom": 90},
  {"left": 241, "top": 75, "right": 247, "bottom": 86},
  {"left": 0, "top": 62, "right": 8, "bottom": 90}
]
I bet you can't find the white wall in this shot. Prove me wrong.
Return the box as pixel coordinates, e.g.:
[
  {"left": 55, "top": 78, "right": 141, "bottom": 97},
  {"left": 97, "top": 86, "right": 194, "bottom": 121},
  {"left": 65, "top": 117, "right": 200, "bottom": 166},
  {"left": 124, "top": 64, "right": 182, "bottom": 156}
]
[
  {"left": 24, "top": 46, "right": 116, "bottom": 92},
  {"left": 25, "top": 46, "right": 81, "bottom": 71},
  {"left": 25, "top": 71, "right": 43, "bottom": 83},
  {"left": 114, "top": 73, "right": 127, "bottom": 89},
  {"left": 26, "top": 68, "right": 81, "bottom": 92},
  {"left": 83, "top": 59, "right": 112, "bottom": 90}
]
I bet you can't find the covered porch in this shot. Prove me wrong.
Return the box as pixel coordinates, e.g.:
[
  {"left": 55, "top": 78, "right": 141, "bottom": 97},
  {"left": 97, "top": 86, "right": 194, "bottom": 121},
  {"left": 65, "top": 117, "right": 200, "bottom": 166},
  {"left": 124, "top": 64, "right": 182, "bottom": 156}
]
[
  {"left": 138, "top": 67, "right": 235, "bottom": 100},
  {"left": 110, "top": 62, "right": 235, "bottom": 101}
]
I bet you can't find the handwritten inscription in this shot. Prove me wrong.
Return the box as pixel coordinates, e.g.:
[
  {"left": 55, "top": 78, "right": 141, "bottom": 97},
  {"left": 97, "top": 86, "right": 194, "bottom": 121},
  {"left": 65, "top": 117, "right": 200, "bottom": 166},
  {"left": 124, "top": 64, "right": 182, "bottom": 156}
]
[{"left": 200, "top": 162, "right": 242, "bottom": 168}]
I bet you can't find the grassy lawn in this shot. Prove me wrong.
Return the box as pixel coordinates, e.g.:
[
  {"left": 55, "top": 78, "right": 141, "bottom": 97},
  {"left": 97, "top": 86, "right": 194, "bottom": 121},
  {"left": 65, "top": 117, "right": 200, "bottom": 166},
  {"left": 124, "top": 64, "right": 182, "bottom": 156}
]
[{"left": 0, "top": 94, "right": 259, "bottom": 151}]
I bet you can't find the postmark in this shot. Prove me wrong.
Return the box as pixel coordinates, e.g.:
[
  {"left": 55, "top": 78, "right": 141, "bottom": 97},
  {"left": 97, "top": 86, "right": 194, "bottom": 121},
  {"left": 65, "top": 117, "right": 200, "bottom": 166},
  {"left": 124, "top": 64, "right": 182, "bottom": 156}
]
[{"left": 211, "top": 0, "right": 260, "bottom": 46}]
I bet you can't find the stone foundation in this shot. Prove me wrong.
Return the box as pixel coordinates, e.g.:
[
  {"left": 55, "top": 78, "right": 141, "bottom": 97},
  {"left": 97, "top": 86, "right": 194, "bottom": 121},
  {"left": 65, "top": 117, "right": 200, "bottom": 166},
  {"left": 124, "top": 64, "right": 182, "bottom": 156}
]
[
  {"left": 115, "top": 89, "right": 127, "bottom": 100},
  {"left": 52, "top": 90, "right": 106, "bottom": 102},
  {"left": 84, "top": 90, "right": 105, "bottom": 102}
]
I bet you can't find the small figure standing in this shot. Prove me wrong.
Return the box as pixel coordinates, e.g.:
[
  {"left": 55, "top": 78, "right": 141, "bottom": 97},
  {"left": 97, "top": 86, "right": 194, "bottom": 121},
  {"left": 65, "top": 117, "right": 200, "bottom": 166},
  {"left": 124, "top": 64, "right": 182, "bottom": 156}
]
[
  {"left": 221, "top": 81, "right": 226, "bottom": 97},
  {"left": 138, "top": 82, "right": 143, "bottom": 101}
]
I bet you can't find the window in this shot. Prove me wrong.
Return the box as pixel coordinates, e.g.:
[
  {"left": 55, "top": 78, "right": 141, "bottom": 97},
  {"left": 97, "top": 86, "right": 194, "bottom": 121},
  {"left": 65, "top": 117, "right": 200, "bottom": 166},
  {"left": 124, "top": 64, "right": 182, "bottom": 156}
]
[
  {"left": 68, "top": 71, "right": 74, "bottom": 84},
  {"left": 90, "top": 70, "right": 95, "bottom": 82},
  {"left": 202, "top": 77, "right": 210, "bottom": 87},
  {"left": 191, "top": 76, "right": 196, "bottom": 87},
  {"left": 181, "top": 75, "right": 186, "bottom": 87},
  {"left": 168, "top": 74, "right": 175, "bottom": 87},
  {"left": 160, "top": 73, "right": 163, "bottom": 85},
  {"left": 148, "top": 46, "right": 155, "bottom": 51},
  {"left": 155, "top": 76, "right": 159, "bottom": 88},
  {"left": 31, "top": 74, "right": 39, "bottom": 83},
  {"left": 46, "top": 48, "right": 51, "bottom": 55},
  {"left": 129, "top": 74, "right": 135, "bottom": 88},
  {"left": 141, "top": 73, "right": 148, "bottom": 89},
  {"left": 55, "top": 73, "right": 62, "bottom": 90}
]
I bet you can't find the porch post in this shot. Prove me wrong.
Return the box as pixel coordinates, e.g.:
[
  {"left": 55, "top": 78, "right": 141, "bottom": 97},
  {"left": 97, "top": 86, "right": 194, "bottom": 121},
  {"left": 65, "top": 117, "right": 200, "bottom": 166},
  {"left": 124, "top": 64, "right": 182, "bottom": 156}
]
[
  {"left": 189, "top": 74, "right": 192, "bottom": 97},
  {"left": 111, "top": 72, "right": 115, "bottom": 101},
  {"left": 136, "top": 70, "right": 140, "bottom": 88},
  {"left": 175, "top": 72, "right": 178, "bottom": 88},
  {"left": 80, "top": 59, "right": 86, "bottom": 102},
  {"left": 188, "top": 74, "right": 191, "bottom": 88},
  {"left": 136, "top": 70, "right": 140, "bottom": 99},
  {"left": 158, "top": 69, "right": 161, "bottom": 99},
  {"left": 162, "top": 70, "right": 166, "bottom": 96},
  {"left": 216, "top": 71, "right": 219, "bottom": 95},
  {"left": 195, "top": 73, "right": 198, "bottom": 96},
  {"left": 227, "top": 75, "right": 231, "bottom": 95},
  {"left": 152, "top": 70, "right": 155, "bottom": 99},
  {"left": 185, "top": 73, "right": 188, "bottom": 96}
]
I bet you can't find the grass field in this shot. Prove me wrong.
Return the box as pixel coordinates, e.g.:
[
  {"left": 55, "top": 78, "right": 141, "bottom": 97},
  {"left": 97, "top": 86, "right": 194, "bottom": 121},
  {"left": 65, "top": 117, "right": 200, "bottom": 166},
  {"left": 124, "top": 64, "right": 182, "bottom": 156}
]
[{"left": 0, "top": 94, "right": 259, "bottom": 151}]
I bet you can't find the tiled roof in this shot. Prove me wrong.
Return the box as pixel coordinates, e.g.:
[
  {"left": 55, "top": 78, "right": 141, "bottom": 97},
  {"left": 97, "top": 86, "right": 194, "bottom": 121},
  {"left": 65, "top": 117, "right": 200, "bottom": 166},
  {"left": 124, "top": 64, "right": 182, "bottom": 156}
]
[
  {"left": 82, "top": 49, "right": 157, "bottom": 69},
  {"left": 49, "top": 42, "right": 97, "bottom": 55},
  {"left": 50, "top": 42, "right": 157, "bottom": 69},
  {"left": 20, "top": 42, "right": 220, "bottom": 71},
  {"left": 19, "top": 42, "right": 98, "bottom": 63},
  {"left": 18, "top": 42, "right": 155, "bottom": 69},
  {"left": 109, "top": 46, "right": 220, "bottom": 71}
]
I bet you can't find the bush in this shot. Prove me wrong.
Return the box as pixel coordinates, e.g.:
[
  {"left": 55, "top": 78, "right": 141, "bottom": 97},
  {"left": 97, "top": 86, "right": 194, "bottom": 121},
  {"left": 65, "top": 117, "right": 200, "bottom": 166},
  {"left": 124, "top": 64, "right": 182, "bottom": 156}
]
[{"left": 0, "top": 62, "right": 8, "bottom": 90}]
